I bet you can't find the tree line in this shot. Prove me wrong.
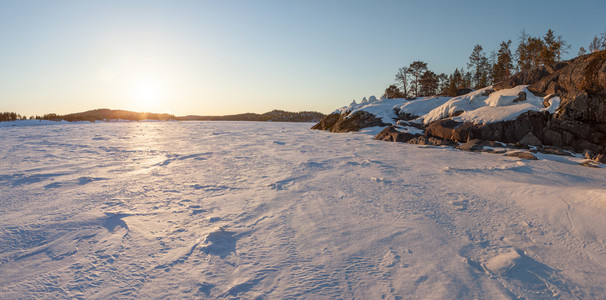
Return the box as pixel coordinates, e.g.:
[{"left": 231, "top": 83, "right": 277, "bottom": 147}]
[
  {"left": 0, "top": 112, "right": 27, "bottom": 122},
  {"left": 0, "top": 112, "right": 73, "bottom": 122},
  {"left": 0, "top": 110, "right": 176, "bottom": 123},
  {"left": 1, "top": 109, "right": 325, "bottom": 123},
  {"left": 384, "top": 29, "right": 606, "bottom": 99},
  {"left": 579, "top": 31, "right": 606, "bottom": 55}
]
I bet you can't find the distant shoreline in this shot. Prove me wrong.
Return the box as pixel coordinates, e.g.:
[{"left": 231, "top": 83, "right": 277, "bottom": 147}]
[
  {"left": 0, "top": 119, "right": 323, "bottom": 128},
  {"left": 0, "top": 109, "right": 325, "bottom": 124}
]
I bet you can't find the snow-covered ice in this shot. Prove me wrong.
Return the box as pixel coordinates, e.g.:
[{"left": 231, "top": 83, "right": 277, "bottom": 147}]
[{"left": 1, "top": 121, "right": 605, "bottom": 298}]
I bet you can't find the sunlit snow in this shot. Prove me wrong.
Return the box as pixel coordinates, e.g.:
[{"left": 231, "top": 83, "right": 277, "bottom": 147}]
[{"left": 1, "top": 121, "right": 605, "bottom": 298}]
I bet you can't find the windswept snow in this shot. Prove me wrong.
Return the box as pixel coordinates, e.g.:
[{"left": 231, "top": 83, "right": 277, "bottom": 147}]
[{"left": 1, "top": 122, "right": 605, "bottom": 298}]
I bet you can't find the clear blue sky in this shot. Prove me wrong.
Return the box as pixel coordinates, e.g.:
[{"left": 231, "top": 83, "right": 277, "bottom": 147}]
[{"left": 1, "top": 0, "right": 605, "bottom": 116}]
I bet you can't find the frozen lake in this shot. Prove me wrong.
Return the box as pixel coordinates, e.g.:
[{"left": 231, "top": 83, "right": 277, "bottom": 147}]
[{"left": 1, "top": 121, "right": 606, "bottom": 298}]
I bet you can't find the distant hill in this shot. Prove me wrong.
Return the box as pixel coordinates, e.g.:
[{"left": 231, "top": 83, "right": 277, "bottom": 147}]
[
  {"left": 177, "top": 110, "right": 325, "bottom": 122},
  {"left": 62, "top": 109, "right": 176, "bottom": 122}
]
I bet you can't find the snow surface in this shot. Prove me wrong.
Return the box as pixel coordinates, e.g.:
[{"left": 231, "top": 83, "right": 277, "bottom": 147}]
[
  {"left": 1, "top": 122, "right": 606, "bottom": 298},
  {"left": 339, "top": 86, "right": 560, "bottom": 126}
]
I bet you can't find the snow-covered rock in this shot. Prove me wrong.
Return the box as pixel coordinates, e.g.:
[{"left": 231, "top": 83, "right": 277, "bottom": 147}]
[
  {"left": 318, "top": 86, "right": 559, "bottom": 133},
  {"left": 423, "top": 86, "right": 554, "bottom": 125}
]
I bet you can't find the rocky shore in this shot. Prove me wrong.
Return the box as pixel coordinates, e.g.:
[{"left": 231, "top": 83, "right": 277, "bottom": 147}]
[{"left": 313, "top": 51, "right": 606, "bottom": 167}]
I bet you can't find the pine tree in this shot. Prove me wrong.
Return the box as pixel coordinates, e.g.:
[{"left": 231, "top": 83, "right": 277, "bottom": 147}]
[
  {"left": 408, "top": 61, "right": 428, "bottom": 97},
  {"left": 488, "top": 51, "right": 497, "bottom": 84},
  {"left": 446, "top": 69, "right": 463, "bottom": 97},
  {"left": 526, "top": 37, "right": 545, "bottom": 69},
  {"left": 541, "top": 29, "right": 557, "bottom": 66},
  {"left": 383, "top": 85, "right": 404, "bottom": 99},
  {"left": 492, "top": 40, "right": 513, "bottom": 83},
  {"left": 515, "top": 29, "right": 531, "bottom": 72},
  {"left": 467, "top": 45, "right": 490, "bottom": 88},
  {"left": 464, "top": 71, "right": 472, "bottom": 89},
  {"left": 419, "top": 70, "right": 439, "bottom": 96}
]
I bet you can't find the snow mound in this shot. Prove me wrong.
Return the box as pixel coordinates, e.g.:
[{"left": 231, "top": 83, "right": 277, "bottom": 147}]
[
  {"left": 484, "top": 248, "right": 522, "bottom": 275},
  {"left": 421, "top": 88, "right": 492, "bottom": 124},
  {"left": 331, "top": 85, "right": 559, "bottom": 128},
  {"left": 334, "top": 96, "right": 401, "bottom": 124},
  {"left": 453, "top": 103, "right": 540, "bottom": 124},
  {"left": 334, "top": 96, "right": 452, "bottom": 125},
  {"left": 393, "top": 96, "right": 452, "bottom": 122},
  {"left": 424, "top": 86, "right": 558, "bottom": 125}
]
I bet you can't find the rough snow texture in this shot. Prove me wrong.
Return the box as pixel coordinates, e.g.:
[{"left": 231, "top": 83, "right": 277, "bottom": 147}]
[
  {"left": 1, "top": 122, "right": 606, "bottom": 298},
  {"left": 339, "top": 86, "right": 559, "bottom": 126}
]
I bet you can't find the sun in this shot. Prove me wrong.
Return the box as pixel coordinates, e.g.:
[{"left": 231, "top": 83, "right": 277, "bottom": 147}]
[{"left": 132, "top": 80, "right": 166, "bottom": 113}]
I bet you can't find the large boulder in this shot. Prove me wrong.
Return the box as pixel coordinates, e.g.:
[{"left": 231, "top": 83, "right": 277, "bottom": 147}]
[
  {"left": 312, "top": 110, "right": 387, "bottom": 132},
  {"left": 518, "top": 132, "right": 543, "bottom": 146},
  {"left": 493, "top": 50, "right": 606, "bottom": 125},
  {"left": 425, "top": 119, "right": 474, "bottom": 142},
  {"left": 424, "top": 113, "right": 548, "bottom": 144},
  {"left": 505, "top": 151, "right": 538, "bottom": 160},
  {"left": 374, "top": 126, "right": 417, "bottom": 142},
  {"left": 311, "top": 113, "right": 340, "bottom": 131},
  {"left": 492, "top": 61, "right": 569, "bottom": 91},
  {"left": 456, "top": 139, "right": 486, "bottom": 152},
  {"left": 529, "top": 51, "right": 606, "bottom": 124}
]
